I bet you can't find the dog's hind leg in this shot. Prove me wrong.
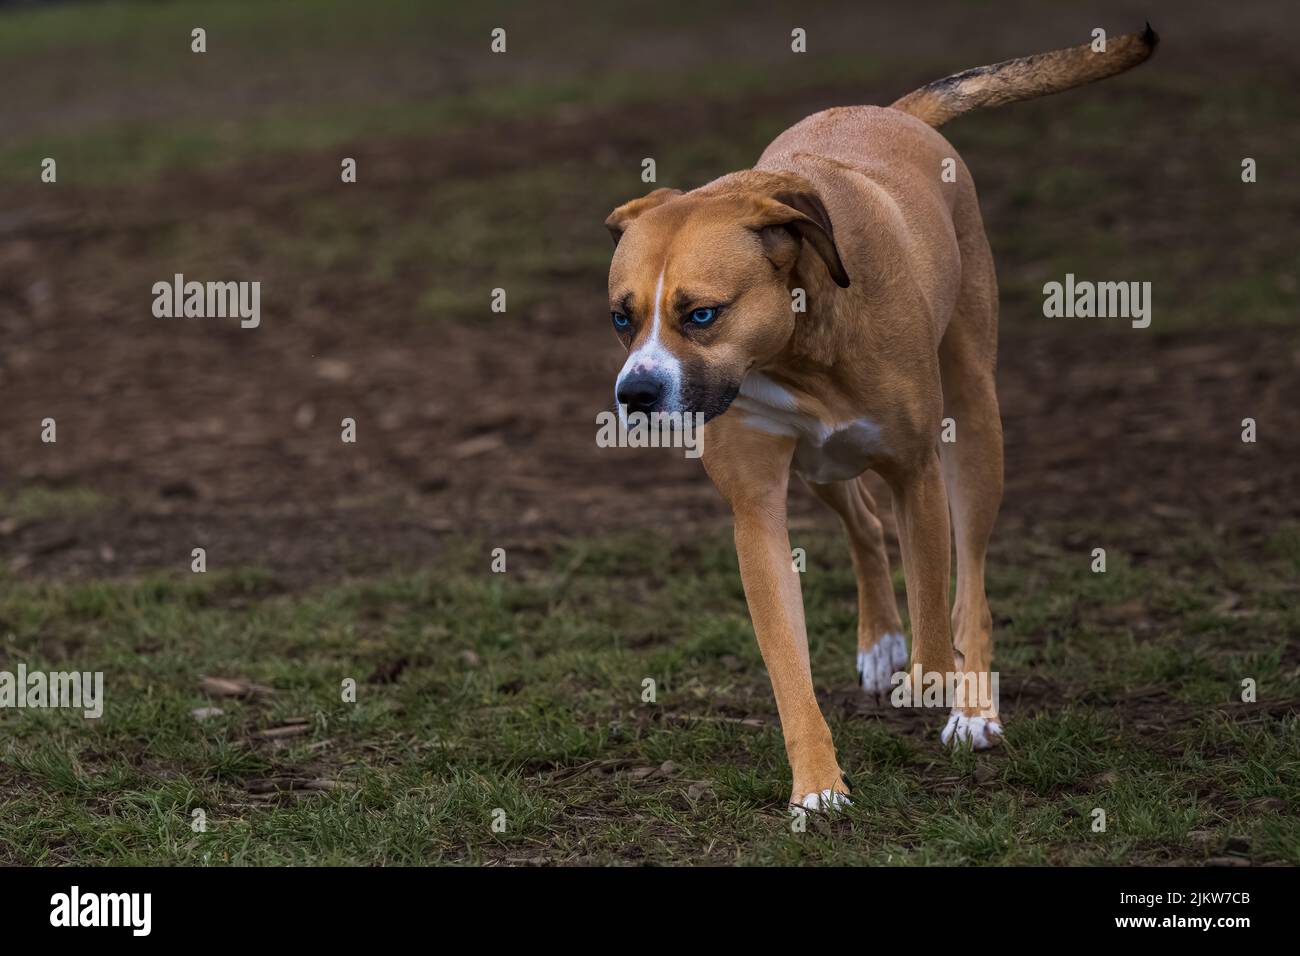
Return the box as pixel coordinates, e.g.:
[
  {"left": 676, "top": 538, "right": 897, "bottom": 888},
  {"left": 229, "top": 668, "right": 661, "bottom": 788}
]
[
  {"left": 805, "top": 476, "right": 906, "bottom": 702},
  {"left": 936, "top": 204, "right": 1004, "bottom": 749}
]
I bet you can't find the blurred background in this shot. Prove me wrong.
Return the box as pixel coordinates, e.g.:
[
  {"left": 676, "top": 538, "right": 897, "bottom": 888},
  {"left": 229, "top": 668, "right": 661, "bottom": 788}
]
[
  {"left": 1, "top": 0, "right": 1295, "bottom": 578},
  {"left": 0, "top": 0, "right": 1297, "bottom": 865}
]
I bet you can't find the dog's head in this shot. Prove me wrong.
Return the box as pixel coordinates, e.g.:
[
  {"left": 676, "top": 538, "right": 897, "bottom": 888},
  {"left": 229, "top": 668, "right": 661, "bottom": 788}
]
[{"left": 604, "top": 180, "right": 849, "bottom": 421}]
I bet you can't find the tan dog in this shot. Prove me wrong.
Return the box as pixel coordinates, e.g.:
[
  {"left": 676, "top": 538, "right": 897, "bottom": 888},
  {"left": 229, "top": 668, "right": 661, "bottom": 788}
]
[{"left": 605, "top": 28, "right": 1157, "bottom": 810}]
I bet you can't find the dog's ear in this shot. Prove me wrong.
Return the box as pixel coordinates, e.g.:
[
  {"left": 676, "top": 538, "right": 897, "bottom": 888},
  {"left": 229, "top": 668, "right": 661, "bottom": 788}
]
[
  {"left": 604, "top": 188, "right": 682, "bottom": 247},
  {"left": 749, "top": 190, "right": 851, "bottom": 289}
]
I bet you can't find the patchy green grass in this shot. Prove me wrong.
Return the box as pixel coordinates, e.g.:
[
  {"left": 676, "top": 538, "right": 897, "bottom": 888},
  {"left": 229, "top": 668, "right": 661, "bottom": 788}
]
[
  {"left": 8, "top": 1, "right": 1295, "bottom": 332},
  {"left": 1, "top": 526, "right": 1295, "bottom": 866},
  {"left": 2, "top": 486, "right": 113, "bottom": 524},
  {"left": 0, "top": 0, "right": 887, "bottom": 185}
]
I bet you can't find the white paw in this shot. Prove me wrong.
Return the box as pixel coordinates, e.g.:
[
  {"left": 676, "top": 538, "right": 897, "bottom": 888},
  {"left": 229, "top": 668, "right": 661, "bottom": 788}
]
[
  {"left": 791, "top": 789, "right": 853, "bottom": 814},
  {"left": 941, "top": 710, "right": 1004, "bottom": 750},
  {"left": 856, "top": 631, "right": 908, "bottom": 694}
]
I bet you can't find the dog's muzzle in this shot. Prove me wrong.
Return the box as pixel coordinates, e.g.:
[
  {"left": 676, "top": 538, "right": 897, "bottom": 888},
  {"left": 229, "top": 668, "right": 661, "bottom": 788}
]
[{"left": 616, "top": 371, "right": 664, "bottom": 415}]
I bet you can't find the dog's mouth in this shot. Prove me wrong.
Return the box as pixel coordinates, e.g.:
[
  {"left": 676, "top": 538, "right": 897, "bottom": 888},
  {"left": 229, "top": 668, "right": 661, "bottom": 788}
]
[{"left": 690, "top": 381, "right": 741, "bottom": 423}]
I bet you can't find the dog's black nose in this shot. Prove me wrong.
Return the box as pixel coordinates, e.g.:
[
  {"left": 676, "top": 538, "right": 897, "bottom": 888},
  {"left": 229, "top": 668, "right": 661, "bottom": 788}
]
[{"left": 617, "top": 373, "right": 663, "bottom": 414}]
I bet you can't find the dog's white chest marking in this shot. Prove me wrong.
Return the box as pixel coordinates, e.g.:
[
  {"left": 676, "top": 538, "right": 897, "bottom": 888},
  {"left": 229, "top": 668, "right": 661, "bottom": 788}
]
[{"left": 733, "top": 373, "right": 886, "bottom": 483}]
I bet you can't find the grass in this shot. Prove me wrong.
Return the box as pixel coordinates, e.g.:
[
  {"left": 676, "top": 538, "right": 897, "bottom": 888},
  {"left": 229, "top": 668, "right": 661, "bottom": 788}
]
[
  {"left": 2, "top": 526, "right": 1296, "bottom": 866},
  {"left": 0, "top": 0, "right": 890, "bottom": 186},
  {"left": 3, "top": 486, "right": 113, "bottom": 524}
]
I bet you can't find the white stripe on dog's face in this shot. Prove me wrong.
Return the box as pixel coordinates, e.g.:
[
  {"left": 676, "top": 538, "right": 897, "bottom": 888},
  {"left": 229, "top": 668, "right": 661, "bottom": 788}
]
[{"left": 615, "top": 267, "right": 683, "bottom": 416}]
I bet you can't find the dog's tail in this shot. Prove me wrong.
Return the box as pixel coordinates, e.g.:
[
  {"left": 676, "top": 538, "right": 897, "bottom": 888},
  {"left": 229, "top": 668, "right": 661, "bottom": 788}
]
[{"left": 890, "top": 23, "right": 1159, "bottom": 128}]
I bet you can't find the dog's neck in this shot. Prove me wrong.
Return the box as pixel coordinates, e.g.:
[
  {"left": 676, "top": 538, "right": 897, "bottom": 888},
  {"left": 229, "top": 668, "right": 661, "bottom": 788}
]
[{"left": 786, "top": 253, "right": 862, "bottom": 366}]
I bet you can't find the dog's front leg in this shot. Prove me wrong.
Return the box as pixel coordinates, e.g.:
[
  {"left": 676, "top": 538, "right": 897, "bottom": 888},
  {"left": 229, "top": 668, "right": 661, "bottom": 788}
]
[{"left": 703, "top": 418, "right": 847, "bottom": 811}]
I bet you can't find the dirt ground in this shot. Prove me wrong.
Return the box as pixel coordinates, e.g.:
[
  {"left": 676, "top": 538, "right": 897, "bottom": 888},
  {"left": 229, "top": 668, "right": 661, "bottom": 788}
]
[
  {"left": 2, "top": 0, "right": 1297, "bottom": 586},
  {"left": 2, "top": 105, "right": 1296, "bottom": 581}
]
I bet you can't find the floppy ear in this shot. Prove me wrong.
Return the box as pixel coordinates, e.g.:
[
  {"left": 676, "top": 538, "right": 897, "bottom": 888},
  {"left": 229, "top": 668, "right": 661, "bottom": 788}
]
[
  {"left": 604, "top": 188, "right": 682, "bottom": 247},
  {"left": 750, "top": 190, "right": 851, "bottom": 289}
]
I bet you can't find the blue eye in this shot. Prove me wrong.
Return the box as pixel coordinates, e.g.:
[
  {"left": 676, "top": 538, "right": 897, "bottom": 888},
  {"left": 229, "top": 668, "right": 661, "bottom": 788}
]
[
  {"left": 611, "top": 311, "right": 630, "bottom": 329},
  {"left": 688, "top": 307, "right": 717, "bottom": 326}
]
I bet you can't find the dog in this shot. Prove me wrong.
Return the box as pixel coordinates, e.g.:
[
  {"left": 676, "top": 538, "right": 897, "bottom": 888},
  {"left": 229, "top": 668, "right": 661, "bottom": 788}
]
[{"left": 604, "top": 27, "right": 1157, "bottom": 810}]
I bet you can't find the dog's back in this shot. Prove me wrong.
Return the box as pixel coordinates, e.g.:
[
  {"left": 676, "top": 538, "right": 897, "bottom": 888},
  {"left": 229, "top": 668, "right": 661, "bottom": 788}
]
[
  {"left": 752, "top": 24, "right": 1160, "bottom": 346},
  {"left": 755, "top": 105, "right": 968, "bottom": 338}
]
